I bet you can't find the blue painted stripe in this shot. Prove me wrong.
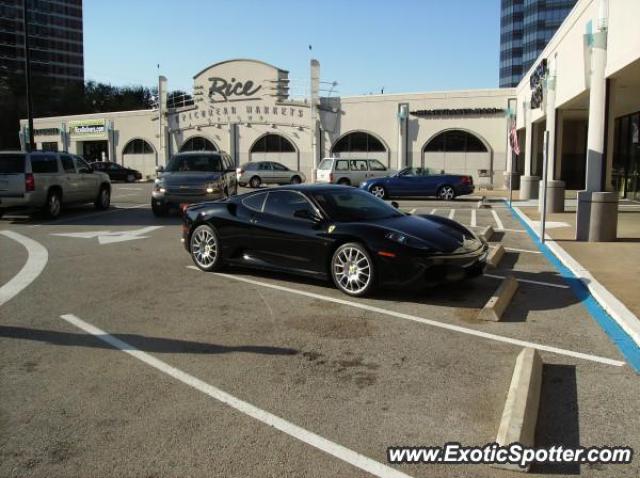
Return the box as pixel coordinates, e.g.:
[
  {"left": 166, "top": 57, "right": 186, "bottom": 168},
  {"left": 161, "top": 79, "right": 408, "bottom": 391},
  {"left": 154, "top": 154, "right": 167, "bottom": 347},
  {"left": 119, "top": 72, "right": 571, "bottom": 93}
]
[{"left": 503, "top": 200, "right": 640, "bottom": 373}]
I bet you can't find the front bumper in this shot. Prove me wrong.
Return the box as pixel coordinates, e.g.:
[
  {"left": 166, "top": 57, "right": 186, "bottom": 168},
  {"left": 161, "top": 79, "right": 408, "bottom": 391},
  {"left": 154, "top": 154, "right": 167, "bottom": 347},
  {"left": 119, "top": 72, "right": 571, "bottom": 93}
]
[
  {"left": 151, "top": 190, "right": 225, "bottom": 208},
  {"left": 376, "top": 243, "right": 488, "bottom": 288}
]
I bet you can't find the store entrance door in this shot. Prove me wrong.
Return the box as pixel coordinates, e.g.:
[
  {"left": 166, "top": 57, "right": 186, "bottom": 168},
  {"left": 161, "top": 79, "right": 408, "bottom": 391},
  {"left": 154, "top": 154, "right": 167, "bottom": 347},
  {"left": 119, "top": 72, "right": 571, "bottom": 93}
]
[
  {"left": 612, "top": 112, "right": 640, "bottom": 200},
  {"left": 81, "top": 140, "right": 109, "bottom": 162}
]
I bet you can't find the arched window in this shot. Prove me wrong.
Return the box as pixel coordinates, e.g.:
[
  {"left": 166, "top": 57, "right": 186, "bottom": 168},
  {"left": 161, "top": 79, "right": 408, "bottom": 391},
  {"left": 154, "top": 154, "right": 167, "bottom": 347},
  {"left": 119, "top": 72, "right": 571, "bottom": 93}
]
[
  {"left": 251, "top": 134, "right": 295, "bottom": 153},
  {"left": 423, "top": 130, "right": 488, "bottom": 153},
  {"left": 123, "top": 139, "right": 153, "bottom": 154},
  {"left": 331, "top": 131, "right": 386, "bottom": 153},
  {"left": 180, "top": 137, "right": 217, "bottom": 152}
]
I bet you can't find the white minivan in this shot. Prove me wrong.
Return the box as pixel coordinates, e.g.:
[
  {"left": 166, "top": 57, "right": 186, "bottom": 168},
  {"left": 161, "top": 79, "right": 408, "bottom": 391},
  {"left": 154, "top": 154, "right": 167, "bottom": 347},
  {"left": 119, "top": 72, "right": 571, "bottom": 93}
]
[{"left": 315, "top": 157, "right": 393, "bottom": 186}]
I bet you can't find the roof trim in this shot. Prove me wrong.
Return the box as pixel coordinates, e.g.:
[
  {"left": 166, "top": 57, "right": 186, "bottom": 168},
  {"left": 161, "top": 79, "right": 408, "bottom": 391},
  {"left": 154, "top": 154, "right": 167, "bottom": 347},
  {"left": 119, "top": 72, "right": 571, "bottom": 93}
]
[{"left": 192, "top": 58, "right": 288, "bottom": 79}]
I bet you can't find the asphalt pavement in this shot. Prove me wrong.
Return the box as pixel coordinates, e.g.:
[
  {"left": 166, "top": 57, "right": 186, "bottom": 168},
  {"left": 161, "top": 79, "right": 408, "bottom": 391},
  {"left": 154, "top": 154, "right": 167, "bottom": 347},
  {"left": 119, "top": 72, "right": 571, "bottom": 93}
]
[{"left": 1, "top": 182, "right": 638, "bottom": 478}]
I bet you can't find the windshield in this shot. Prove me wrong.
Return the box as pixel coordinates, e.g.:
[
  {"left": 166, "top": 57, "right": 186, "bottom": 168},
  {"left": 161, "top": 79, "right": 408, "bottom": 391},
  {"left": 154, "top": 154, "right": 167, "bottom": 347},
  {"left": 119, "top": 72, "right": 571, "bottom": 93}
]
[
  {"left": 317, "top": 158, "right": 333, "bottom": 170},
  {"left": 165, "top": 154, "right": 223, "bottom": 173},
  {"left": 400, "top": 167, "right": 438, "bottom": 176},
  {"left": 312, "top": 189, "right": 403, "bottom": 222},
  {"left": 0, "top": 154, "right": 25, "bottom": 174}
]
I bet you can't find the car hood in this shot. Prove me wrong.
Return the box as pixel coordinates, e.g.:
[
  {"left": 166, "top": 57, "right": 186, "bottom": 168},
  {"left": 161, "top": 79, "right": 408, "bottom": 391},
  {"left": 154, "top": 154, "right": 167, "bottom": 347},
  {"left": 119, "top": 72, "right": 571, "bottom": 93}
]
[
  {"left": 159, "top": 172, "right": 222, "bottom": 186},
  {"left": 374, "top": 214, "right": 481, "bottom": 253}
]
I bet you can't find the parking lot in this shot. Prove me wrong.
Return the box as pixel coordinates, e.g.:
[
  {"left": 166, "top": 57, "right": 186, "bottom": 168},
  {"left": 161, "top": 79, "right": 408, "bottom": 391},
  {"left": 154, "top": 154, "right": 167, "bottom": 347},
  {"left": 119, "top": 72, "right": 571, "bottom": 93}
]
[{"left": 1, "top": 183, "right": 639, "bottom": 477}]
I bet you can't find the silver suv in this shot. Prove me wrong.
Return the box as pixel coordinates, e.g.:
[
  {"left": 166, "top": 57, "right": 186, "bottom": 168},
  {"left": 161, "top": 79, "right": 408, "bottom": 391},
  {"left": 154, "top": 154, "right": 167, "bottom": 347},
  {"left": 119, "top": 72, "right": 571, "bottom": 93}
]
[
  {"left": 0, "top": 151, "right": 111, "bottom": 219},
  {"left": 315, "top": 157, "right": 393, "bottom": 186}
]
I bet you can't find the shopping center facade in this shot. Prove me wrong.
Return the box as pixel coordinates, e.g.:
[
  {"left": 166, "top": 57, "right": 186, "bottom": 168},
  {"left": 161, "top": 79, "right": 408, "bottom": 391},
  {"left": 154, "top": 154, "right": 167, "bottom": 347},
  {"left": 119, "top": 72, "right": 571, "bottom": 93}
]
[{"left": 19, "top": 0, "right": 640, "bottom": 214}]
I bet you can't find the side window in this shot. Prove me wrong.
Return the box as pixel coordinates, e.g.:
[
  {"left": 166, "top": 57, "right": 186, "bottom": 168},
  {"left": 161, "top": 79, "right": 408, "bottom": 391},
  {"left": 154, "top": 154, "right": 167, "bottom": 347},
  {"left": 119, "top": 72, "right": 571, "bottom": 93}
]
[
  {"left": 60, "top": 154, "right": 75, "bottom": 173},
  {"left": 350, "top": 160, "right": 368, "bottom": 171},
  {"left": 368, "top": 160, "right": 387, "bottom": 171},
  {"left": 272, "top": 162, "right": 287, "bottom": 171},
  {"left": 264, "top": 191, "right": 315, "bottom": 219},
  {"left": 241, "top": 192, "right": 267, "bottom": 212},
  {"left": 74, "top": 156, "right": 92, "bottom": 173},
  {"left": 30, "top": 154, "right": 58, "bottom": 173},
  {"left": 335, "top": 160, "right": 349, "bottom": 171},
  {"left": 258, "top": 162, "right": 272, "bottom": 171}
]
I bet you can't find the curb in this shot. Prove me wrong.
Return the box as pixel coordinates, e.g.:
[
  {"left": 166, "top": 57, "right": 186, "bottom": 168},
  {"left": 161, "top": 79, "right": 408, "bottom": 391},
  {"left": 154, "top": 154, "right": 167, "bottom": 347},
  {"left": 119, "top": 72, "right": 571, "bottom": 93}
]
[
  {"left": 494, "top": 348, "right": 543, "bottom": 472},
  {"left": 487, "top": 244, "right": 506, "bottom": 268},
  {"left": 505, "top": 200, "right": 640, "bottom": 372},
  {"left": 478, "top": 275, "right": 518, "bottom": 322},
  {"left": 480, "top": 225, "right": 495, "bottom": 242}
]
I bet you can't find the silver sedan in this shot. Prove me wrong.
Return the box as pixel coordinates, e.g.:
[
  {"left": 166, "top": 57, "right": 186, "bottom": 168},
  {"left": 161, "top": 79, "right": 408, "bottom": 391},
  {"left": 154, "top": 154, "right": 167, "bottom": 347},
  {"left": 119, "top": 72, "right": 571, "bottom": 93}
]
[{"left": 237, "top": 161, "right": 306, "bottom": 188}]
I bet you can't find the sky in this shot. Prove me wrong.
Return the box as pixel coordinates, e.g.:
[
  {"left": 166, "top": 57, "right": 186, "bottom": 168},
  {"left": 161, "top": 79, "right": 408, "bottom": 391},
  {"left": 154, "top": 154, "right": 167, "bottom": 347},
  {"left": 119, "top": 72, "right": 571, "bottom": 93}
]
[{"left": 83, "top": 0, "right": 500, "bottom": 97}]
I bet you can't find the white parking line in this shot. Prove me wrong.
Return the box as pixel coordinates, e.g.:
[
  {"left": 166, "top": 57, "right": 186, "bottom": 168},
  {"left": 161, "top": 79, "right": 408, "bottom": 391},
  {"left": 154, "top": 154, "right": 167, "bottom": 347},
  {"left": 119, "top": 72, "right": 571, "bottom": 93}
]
[
  {"left": 504, "top": 247, "right": 542, "bottom": 254},
  {"left": 186, "top": 266, "right": 625, "bottom": 367},
  {"left": 0, "top": 231, "right": 48, "bottom": 307},
  {"left": 484, "top": 273, "right": 569, "bottom": 289},
  {"left": 60, "top": 313, "right": 413, "bottom": 478},
  {"left": 430, "top": 208, "right": 437, "bottom": 215},
  {"left": 471, "top": 209, "right": 477, "bottom": 227},
  {"left": 448, "top": 209, "right": 455, "bottom": 220},
  {"left": 491, "top": 210, "right": 504, "bottom": 230}
]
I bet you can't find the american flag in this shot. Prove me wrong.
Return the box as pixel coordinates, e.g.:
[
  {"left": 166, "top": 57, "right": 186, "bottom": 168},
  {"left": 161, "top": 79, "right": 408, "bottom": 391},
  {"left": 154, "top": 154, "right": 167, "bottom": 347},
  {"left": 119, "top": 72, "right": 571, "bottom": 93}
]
[{"left": 509, "top": 120, "right": 520, "bottom": 156}]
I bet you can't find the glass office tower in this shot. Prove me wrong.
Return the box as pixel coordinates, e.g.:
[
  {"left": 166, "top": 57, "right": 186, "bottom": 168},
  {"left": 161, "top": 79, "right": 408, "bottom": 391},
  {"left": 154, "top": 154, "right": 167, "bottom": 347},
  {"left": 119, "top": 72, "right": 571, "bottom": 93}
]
[{"left": 500, "top": 0, "right": 577, "bottom": 88}]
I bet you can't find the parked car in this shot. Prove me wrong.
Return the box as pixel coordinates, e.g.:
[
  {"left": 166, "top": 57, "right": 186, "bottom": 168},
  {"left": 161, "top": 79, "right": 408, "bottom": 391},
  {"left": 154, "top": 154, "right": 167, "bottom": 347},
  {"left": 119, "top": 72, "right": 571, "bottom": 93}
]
[
  {"left": 151, "top": 151, "right": 237, "bottom": 216},
  {"left": 91, "top": 161, "right": 142, "bottom": 182},
  {"left": 182, "top": 185, "right": 487, "bottom": 297},
  {"left": 360, "top": 167, "right": 475, "bottom": 200},
  {"left": 0, "top": 151, "right": 111, "bottom": 219},
  {"left": 236, "top": 161, "right": 306, "bottom": 188},
  {"left": 315, "top": 157, "right": 394, "bottom": 187}
]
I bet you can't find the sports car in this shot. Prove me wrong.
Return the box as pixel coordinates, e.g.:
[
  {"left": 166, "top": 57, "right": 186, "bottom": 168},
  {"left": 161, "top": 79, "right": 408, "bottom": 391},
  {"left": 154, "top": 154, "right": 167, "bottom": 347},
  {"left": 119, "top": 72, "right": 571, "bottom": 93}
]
[
  {"left": 360, "top": 167, "right": 475, "bottom": 200},
  {"left": 182, "top": 185, "right": 488, "bottom": 296}
]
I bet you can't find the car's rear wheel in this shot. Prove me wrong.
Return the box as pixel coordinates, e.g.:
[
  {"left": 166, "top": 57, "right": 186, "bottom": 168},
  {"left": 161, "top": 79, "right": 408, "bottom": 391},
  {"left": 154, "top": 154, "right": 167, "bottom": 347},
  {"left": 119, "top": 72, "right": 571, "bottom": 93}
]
[
  {"left": 331, "top": 243, "right": 375, "bottom": 297},
  {"left": 95, "top": 186, "right": 110, "bottom": 210},
  {"left": 370, "top": 184, "right": 386, "bottom": 199},
  {"left": 437, "top": 185, "right": 456, "bottom": 200},
  {"left": 126, "top": 174, "right": 135, "bottom": 183},
  {"left": 249, "top": 176, "right": 261, "bottom": 188},
  {"left": 337, "top": 178, "right": 351, "bottom": 186},
  {"left": 290, "top": 175, "right": 302, "bottom": 185},
  {"left": 44, "top": 190, "right": 62, "bottom": 219},
  {"left": 190, "top": 224, "right": 224, "bottom": 272}
]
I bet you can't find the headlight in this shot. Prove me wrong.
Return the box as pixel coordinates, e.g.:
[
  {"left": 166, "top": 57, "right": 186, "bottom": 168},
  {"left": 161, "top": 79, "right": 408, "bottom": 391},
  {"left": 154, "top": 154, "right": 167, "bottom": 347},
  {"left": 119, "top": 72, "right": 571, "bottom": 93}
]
[
  {"left": 385, "top": 231, "right": 408, "bottom": 244},
  {"left": 206, "top": 184, "right": 219, "bottom": 194}
]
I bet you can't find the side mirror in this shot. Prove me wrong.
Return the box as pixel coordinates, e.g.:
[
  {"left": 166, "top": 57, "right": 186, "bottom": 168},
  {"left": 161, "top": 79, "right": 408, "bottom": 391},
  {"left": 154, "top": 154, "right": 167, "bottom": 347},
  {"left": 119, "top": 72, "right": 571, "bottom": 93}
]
[
  {"left": 391, "top": 201, "right": 399, "bottom": 209},
  {"left": 156, "top": 165, "right": 165, "bottom": 173},
  {"left": 294, "top": 209, "right": 321, "bottom": 222}
]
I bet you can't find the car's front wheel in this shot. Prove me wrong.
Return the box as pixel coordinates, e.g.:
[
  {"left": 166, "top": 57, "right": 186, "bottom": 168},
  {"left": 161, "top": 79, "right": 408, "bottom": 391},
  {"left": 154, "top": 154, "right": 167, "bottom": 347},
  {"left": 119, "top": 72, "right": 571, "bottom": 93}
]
[
  {"left": 95, "top": 186, "right": 110, "bottom": 210},
  {"left": 151, "top": 201, "right": 167, "bottom": 217},
  {"left": 190, "top": 224, "right": 224, "bottom": 272},
  {"left": 290, "top": 175, "right": 302, "bottom": 185},
  {"left": 43, "top": 190, "right": 62, "bottom": 219},
  {"left": 369, "top": 184, "right": 386, "bottom": 199},
  {"left": 331, "top": 243, "right": 375, "bottom": 297},
  {"left": 437, "top": 185, "right": 456, "bottom": 200}
]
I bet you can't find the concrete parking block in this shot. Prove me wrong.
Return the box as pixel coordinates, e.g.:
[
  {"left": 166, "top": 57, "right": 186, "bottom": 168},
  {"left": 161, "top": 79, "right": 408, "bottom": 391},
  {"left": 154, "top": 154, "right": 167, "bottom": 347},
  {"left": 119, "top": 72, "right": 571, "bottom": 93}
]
[
  {"left": 493, "top": 347, "right": 543, "bottom": 472},
  {"left": 487, "top": 244, "right": 506, "bottom": 268},
  {"left": 478, "top": 275, "right": 518, "bottom": 321},
  {"left": 480, "top": 225, "right": 495, "bottom": 242},
  {"left": 477, "top": 196, "right": 490, "bottom": 208}
]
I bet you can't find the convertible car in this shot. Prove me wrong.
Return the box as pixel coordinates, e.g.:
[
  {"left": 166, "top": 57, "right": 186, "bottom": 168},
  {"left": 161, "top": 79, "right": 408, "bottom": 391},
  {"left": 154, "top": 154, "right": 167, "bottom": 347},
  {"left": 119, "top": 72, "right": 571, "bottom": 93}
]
[
  {"left": 360, "top": 167, "right": 475, "bottom": 200},
  {"left": 182, "top": 185, "right": 488, "bottom": 296}
]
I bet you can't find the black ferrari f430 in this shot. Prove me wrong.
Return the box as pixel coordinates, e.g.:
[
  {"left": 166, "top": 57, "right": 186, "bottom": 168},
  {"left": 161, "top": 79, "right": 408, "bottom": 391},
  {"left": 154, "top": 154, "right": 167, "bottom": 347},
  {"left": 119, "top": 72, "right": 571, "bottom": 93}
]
[{"left": 182, "top": 185, "right": 488, "bottom": 296}]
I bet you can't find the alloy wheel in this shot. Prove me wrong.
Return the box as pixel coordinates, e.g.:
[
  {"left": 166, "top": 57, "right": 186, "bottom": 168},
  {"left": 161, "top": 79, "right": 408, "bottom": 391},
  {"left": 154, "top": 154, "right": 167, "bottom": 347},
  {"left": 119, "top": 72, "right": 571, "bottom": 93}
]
[
  {"left": 100, "top": 189, "right": 110, "bottom": 208},
  {"left": 48, "top": 194, "right": 61, "bottom": 217},
  {"left": 370, "top": 185, "right": 385, "bottom": 198},
  {"left": 333, "top": 246, "right": 372, "bottom": 295},
  {"left": 439, "top": 186, "right": 455, "bottom": 200},
  {"left": 191, "top": 226, "right": 219, "bottom": 270}
]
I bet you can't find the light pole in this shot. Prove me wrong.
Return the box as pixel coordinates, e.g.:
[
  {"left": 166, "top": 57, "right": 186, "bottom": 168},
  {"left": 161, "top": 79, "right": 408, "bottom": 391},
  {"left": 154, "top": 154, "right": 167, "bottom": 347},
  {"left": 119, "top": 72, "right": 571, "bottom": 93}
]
[{"left": 21, "top": 0, "right": 35, "bottom": 151}]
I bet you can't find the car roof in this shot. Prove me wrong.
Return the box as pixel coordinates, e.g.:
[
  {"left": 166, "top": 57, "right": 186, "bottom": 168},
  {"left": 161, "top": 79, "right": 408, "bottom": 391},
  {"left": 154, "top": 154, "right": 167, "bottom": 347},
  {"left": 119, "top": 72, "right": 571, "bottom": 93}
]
[{"left": 243, "top": 184, "right": 351, "bottom": 194}]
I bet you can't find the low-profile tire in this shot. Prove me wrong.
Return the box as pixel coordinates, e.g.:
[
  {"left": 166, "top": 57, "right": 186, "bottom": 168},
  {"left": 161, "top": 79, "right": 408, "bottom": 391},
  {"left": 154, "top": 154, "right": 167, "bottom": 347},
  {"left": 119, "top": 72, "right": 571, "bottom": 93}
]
[
  {"left": 330, "top": 242, "right": 375, "bottom": 297},
  {"left": 151, "top": 201, "right": 168, "bottom": 217},
  {"left": 190, "top": 224, "right": 224, "bottom": 272},
  {"left": 95, "top": 185, "right": 111, "bottom": 210},
  {"left": 369, "top": 184, "right": 386, "bottom": 199},
  {"left": 290, "top": 175, "right": 302, "bottom": 185},
  {"left": 337, "top": 178, "right": 351, "bottom": 186},
  {"left": 437, "top": 185, "right": 456, "bottom": 200},
  {"left": 43, "top": 189, "right": 62, "bottom": 219},
  {"left": 249, "top": 176, "right": 261, "bottom": 188},
  {"left": 126, "top": 174, "right": 135, "bottom": 183}
]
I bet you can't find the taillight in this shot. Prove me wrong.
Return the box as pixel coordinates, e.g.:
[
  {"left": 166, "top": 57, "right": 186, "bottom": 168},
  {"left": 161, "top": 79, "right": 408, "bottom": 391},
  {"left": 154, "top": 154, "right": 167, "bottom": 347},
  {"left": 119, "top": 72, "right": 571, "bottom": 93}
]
[
  {"left": 25, "top": 173, "right": 35, "bottom": 192},
  {"left": 461, "top": 176, "right": 472, "bottom": 185}
]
